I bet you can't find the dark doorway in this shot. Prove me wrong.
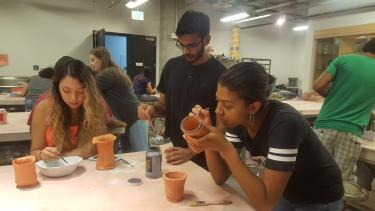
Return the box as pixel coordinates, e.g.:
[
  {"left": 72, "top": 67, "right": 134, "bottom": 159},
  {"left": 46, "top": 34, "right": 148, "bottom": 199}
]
[
  {"left": 126, "top": 35, "right": 156, "bottom": 86},
  {"left": 93, "top": 29, "right": 105, "bottom": 48},
  {"left": 92, "top": 30, "right": 156, "bottom": 85}
]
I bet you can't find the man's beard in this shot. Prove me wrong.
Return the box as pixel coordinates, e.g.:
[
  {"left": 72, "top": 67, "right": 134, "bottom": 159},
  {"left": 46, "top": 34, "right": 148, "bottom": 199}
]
[{"left": 184, "top": 44, "right": 205, "bottom": 64}]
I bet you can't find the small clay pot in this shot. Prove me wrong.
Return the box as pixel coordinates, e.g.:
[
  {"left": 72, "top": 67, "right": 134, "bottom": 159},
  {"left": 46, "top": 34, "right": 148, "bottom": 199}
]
[
  {"left": 92, "top": 134, "right": 117, "bottom": 170},
  {"left": 163, "top": 171, "right": 187, "bottom": 202},
  {"left": 12, "top": 155, "right": 38, "bottom": 188},
  {"left": 180, "top": 116, "right": 209, "bottom": 138}
]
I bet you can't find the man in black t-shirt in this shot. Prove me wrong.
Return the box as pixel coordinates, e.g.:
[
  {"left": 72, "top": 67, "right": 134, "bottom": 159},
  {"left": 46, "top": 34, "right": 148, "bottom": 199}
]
[{"left": 138, "top": 10, "right": 225, "bottom": 169}]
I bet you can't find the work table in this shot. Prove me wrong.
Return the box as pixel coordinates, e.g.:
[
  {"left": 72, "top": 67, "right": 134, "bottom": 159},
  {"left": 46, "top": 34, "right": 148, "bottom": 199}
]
[
  {"left": 0, "top": 147, "right": 253, "bottom": 210},
  {"left": 282, "top": 100, "right": 323, "bottom": 118}
]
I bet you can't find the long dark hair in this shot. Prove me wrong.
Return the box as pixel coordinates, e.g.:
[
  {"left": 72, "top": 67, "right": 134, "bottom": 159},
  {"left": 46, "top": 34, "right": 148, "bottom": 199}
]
[
  {"left": 89, "top": 47, "right": 117, "bottom": 70},
  {"left": 218, "top": 62, "right": 275, "bottom": 106},
  {"left": 89, "top": 47, "right": 132, "bottom": 88},
  {"left": 49, "top": 57, "right": 105, "bottom": 155},
  {"left": 38, "top": 67, "right": 55, "bottom": 79}
]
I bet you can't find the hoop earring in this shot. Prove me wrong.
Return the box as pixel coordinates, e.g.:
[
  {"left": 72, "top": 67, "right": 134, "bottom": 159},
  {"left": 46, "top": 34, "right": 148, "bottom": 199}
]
[{"left": 249, "top": 114, "right": 255, "bottom": 126}]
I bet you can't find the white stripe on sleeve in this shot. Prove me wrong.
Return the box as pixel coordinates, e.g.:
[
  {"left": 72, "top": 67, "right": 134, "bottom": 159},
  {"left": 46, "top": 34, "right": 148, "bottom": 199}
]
[
  {"left": 267, "top": 154, "right": 296, "bottom": 162},
  {"left": 269, "top": 148, "right": 298, "bottom": 155},
  {"left": 225, "top": 132, "right": 241, "bottom": 142}
]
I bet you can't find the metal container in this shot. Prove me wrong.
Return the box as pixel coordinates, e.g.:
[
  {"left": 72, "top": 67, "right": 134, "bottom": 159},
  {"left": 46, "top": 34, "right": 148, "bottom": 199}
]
[
  {"left": 0, "top": 76, "right": 29, "bottom": 94},
  {"left": 145, "top": 147, "right": 162, "bottom": 179}
]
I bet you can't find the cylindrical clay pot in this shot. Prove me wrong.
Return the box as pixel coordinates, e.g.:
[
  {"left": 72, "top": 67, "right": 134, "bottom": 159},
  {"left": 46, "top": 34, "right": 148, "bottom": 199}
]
[
  {"left": 12, "top": 155, "right": 38, "bottom": 188},
  {"left": 92, "top": 134, "right": 117, "bottom": 170}
]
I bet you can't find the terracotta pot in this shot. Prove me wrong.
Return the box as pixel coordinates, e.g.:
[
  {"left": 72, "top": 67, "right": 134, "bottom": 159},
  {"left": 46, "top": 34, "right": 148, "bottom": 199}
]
[
  {"left": 180, "top": 116, "right": 209, "bottom": 138},
  {"left": 92, "top": 134, "right": 116, "bottom": 170},
  {"left": 163, "top": 171, "right": 187, "bottom": 202},
  {"left": 12, "top": 155, "right": 38, "bottom": 188}
]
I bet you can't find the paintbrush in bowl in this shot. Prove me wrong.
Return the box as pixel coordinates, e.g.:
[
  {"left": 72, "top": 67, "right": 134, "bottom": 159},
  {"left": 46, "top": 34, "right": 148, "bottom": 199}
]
[
  {"left": 60, "top": 156, "right": 70, "bottom": 165},
  {"left": 186, "top": 200, "right": 232, "bottom": 207}
]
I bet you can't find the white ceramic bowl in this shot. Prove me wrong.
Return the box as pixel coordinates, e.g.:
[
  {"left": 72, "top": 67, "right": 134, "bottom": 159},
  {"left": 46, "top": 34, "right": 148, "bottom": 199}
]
[{"left": 36, "top": 156, "right": 82, "bottom": 177}]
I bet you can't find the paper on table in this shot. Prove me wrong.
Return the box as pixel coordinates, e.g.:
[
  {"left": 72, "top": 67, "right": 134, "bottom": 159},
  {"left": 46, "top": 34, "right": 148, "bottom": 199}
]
[{"left": 159, "top": 142, "right": 173, "bottom": 162}]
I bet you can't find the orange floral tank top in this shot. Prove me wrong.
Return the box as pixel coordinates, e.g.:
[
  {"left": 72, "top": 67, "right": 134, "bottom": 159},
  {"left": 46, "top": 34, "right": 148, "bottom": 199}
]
[{"left": 45, "top": 125, "right": 79, "bottom": 147}]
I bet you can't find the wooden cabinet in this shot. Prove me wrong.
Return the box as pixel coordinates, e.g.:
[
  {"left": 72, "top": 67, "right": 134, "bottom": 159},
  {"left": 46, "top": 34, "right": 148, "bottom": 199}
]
[
  {"left": 312, "top": 23, "right": 375, "bottom": 81},
  {"left": 314, "top": 37, "right": 340, "bottom": 81}
]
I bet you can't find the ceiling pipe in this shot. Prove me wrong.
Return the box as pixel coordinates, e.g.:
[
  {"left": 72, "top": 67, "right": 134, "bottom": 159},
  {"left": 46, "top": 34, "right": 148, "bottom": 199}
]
[{"left": 254, "top": 0, "right": 306, "bottom": 13}]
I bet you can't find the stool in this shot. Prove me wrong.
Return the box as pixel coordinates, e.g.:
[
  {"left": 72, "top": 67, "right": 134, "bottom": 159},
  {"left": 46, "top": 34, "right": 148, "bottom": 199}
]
[{"left": 345, "top": 190, "right": 375, "bottom": 211}]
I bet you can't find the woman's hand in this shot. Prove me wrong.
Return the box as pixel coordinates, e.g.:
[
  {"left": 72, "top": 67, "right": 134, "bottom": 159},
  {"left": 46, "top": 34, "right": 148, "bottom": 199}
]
[
  {"left": 183, "top": 122, "right": 232, "bottom": 154},
  {"left": 191, "top": 104, "right": 212, "bottom": 126},
  {"left": 40, "top": 147, "right": 60, "bottom": 160},
  {"left": 138, "top": 104, "right": 154, "bottom": 120}
]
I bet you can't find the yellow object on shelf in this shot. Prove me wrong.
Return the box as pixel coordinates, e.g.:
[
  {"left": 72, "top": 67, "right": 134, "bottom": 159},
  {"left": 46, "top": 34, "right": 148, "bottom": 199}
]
[{"left": 230, "top": 26, "right": 240, "bottom": 60}]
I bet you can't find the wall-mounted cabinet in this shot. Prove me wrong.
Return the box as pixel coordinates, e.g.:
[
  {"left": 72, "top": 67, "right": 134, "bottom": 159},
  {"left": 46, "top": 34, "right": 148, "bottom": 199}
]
[
  {"left": 314, "top": 37, "right": 340, "bottom": 81},
  {"left": 312, "top": 23, "right": 375, "bottom": 81}
]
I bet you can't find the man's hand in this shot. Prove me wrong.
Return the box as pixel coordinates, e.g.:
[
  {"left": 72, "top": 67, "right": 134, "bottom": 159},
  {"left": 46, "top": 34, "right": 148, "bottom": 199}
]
[
  {"left": 138, "top": 104, "right": 154, "bottom": 120},
  {"left": 164, "top": 147, "right": 195, "bottom": 165},
  {"left": 313, "top": 72, "right": 333, "bottom": 97}
]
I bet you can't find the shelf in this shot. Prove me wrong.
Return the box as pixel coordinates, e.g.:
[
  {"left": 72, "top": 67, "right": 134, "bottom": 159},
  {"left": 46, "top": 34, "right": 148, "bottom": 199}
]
[{"left": 242, "top": 58, "right": 271, "bottom": 74}]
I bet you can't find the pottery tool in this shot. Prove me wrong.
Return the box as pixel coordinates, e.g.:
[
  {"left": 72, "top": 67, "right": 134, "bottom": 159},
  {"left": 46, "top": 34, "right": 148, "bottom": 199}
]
[
  {"left": 192, "top": 106, "right": 209, "bottom": 116},
  {"left": 186, "top": 200, "right": 232, "bottom": 207},
  {"left": 60, "top": 156, "right": 70, "bottom": 165},
  {"left": 118, "top": 158, "right": 134, "bottom": 167}
]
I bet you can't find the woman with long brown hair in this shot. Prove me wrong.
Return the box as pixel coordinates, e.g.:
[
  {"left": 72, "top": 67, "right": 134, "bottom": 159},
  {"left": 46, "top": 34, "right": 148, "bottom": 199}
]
[
  {"left": 89, "top": 47, "right": 148, "bottom": 152},
  {"left": 30, "top": 57, "right": 107, "bottom": 160}
]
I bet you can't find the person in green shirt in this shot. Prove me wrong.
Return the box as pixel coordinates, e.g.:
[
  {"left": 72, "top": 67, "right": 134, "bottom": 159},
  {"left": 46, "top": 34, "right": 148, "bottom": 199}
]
[{"left": 313, "top": 38, "right": 375, "bottom": 183}]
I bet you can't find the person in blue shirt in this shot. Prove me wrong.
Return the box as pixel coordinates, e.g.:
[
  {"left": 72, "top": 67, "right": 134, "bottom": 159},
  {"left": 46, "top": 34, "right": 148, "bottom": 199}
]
[{"left": 132, "top": 66, "right": 157, "bottom": 102}]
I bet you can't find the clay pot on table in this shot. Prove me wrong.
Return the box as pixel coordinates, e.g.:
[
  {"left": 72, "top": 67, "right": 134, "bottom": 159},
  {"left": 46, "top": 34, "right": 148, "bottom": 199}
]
[
  {"left": 92, "top": 134, "right": 117, "bottom": 170},
  {"left": 12, "top": 155, "right": 38, "bottom": 188},
  {"left": 163, "top": 171, "right": 187, "bottom": 202}
]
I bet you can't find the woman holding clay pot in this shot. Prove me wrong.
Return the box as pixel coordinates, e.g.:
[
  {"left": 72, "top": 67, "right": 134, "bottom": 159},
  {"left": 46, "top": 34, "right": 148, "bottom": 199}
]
[{"left": 184, "top": 62, "right": 344, "bottom": 211}]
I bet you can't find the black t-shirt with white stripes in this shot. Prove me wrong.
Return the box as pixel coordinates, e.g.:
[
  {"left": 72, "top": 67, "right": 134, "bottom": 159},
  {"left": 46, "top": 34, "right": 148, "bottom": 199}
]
[{"left": 227, "top": 100, "right": 344, "bottom": 204}]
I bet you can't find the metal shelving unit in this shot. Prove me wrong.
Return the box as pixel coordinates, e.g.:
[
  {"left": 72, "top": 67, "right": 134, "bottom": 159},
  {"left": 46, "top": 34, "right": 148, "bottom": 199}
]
[{"left": 242, "top": 58, "right": 271, "bottom": 74}]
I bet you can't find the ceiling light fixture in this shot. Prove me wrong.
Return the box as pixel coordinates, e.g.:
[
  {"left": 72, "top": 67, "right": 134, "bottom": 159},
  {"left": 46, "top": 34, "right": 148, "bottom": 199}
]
[
  {"left": 292, "top": 25, "right": 308, "bottom": 31},
  {"left": 235, "top": 14, "right": 272, "bottom": 23},
  {"left": 220, "top": 12, "right": 249, "bottom": 23},
  {"left": 125, "top": 0, "right": 149, "bottom": 9},
  {"left": 275, "top": 15, "right": 286, "bottom": 26}
]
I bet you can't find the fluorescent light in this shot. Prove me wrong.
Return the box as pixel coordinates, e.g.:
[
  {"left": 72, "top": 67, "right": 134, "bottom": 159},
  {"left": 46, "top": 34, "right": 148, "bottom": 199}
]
[
  {"left": 293, "top": 25, "right": 308, "bottom": 31},
  {"left": 235, "top": 14, "right": 272, "bottom": 23},
  {"left": 126, "top": 0, "right": 148, "bottom": 9},
  {"left": 275, "top": 15, "right": 286, "bottom": 26},
  {"left": 220, "top": 12, "right": 249, "bottom": 23}
]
